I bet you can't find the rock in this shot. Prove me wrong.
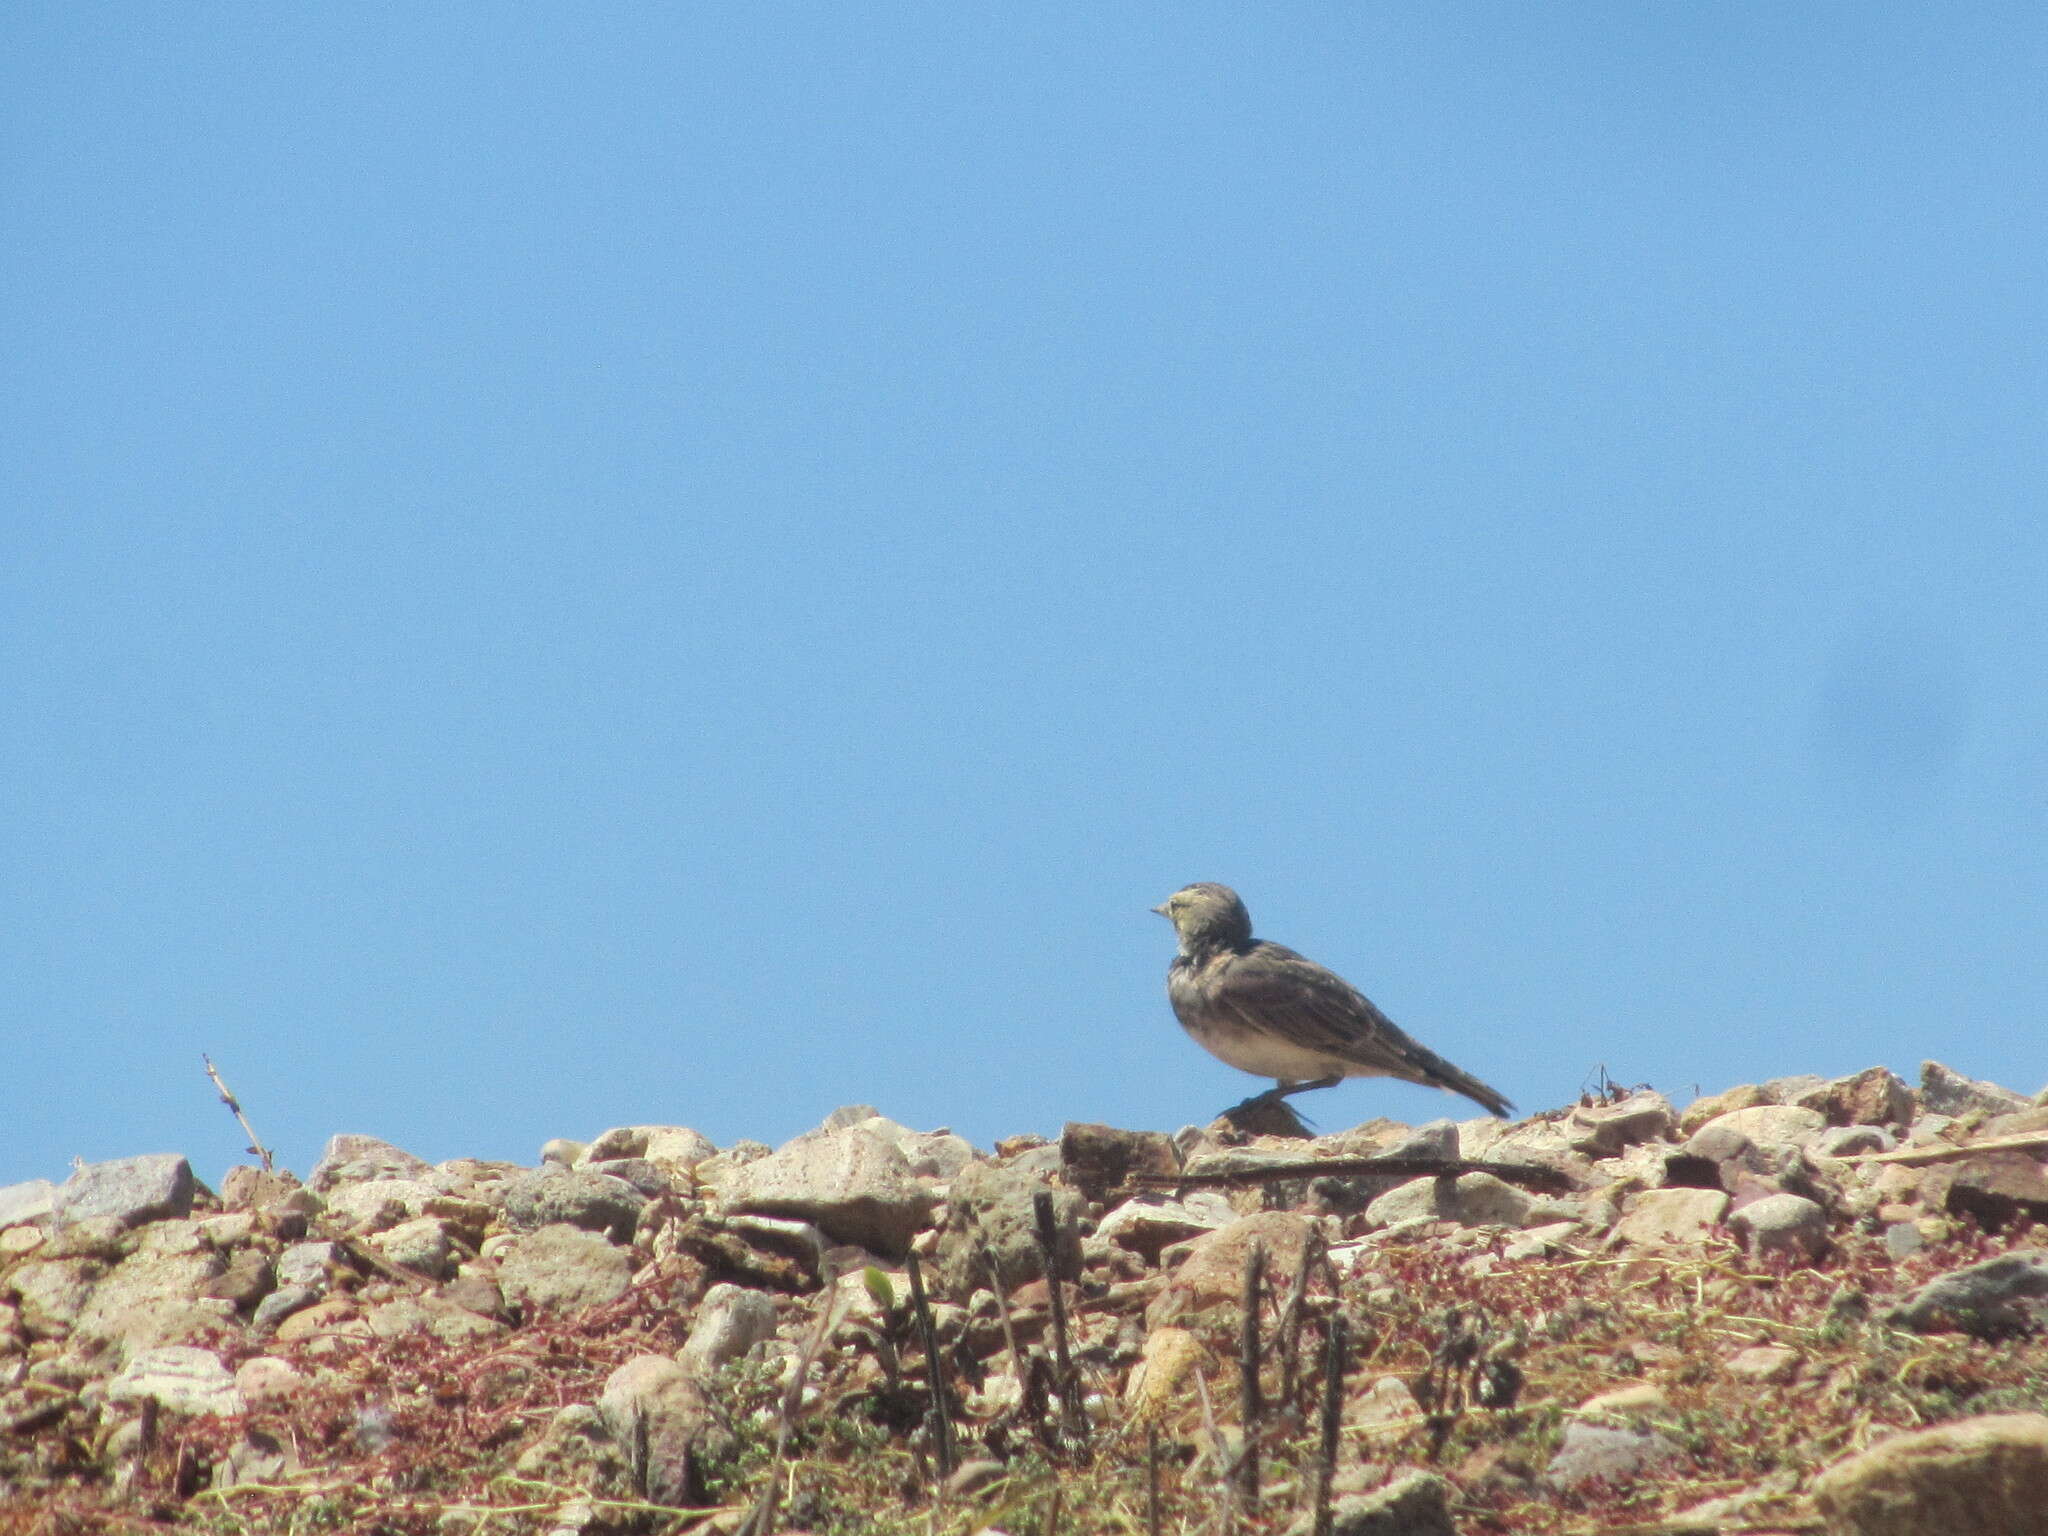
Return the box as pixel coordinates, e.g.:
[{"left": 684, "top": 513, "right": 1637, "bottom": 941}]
[
  {"left": 1611, "top": 1188, "right": 1728, "bottom": 1249},
  {"left": 1366, "top": 1172, "right": 1533, "bottom": 1230},
  {"left": 276, "top": 1240, "right": 344, "bottom": 1289},
  {"left": 1924, "top": 1153, "right": 2048, "bottom": 1232},
  {"left": 586, "top": 1124, "right": 718, "bottom": 1171},
  {"left": 1762, "top": 1073, "right": 1829, "bottom": 1104},
  {"left": 582, "top": 1159, "right": 674, "bottom": 1200},
  {"left": 1727, "top": 1193, "right": 1828, "bottom": 1261},
  {"left": 1793, "top": 1066, "right": 1914, "bottom": 1128},
  {"left": 514, "top": 1403, "right": 634, "bottom": 1498},
  {"left": 309, "top": 1135, "right": 433, "bottom": 1191},
  {"left": 252, "top": 1285, "right": 322, "bottom": 1335},
  {"left": 1543, "top": 1419, "right": 1683, "bottom": 1489},
  {"left": 501, "top": 1166, "right": 648, "bottom": 1242},
  {"left": 1726, "top": 1345, "right": 1800, "bottom": 1382},
  {"left": 0, "top": 1180, "right": 57, "bottom": 1228},
  {"left": 1060, "top": 1123, "right": 1179, "bottom": 1204},
  {"left": 1503, "top": 1221, "right": 1582, "bottom": 1262},
  {"left": 53, "top": 1155, "right": 194, "bottom": 1228},
  {"left": 1690, "top": 1104, "right": 1827, "bottom": 1150},
  {"left": 320, "top": 1178, "right": 441, "bottom": 1232},
  {"left": 365, "top": 1295, "right": 508, "bottom": 1344},
  {"left": 1816, "top": 1125, "right": 1896, "bottom": 1158},
  {"left": 818, "top": 1103, "right": 884, "bottom": 1132},
  {"left": 1354, "top": 1375, "right": 1424, "bottom": 1427},
  {"left": 497, "top": 1223, "right": 633, "bottom": 1316},
  {"left": 1567, "top": 1092, "right": 1676, "bottom": 1155},
  {"left": 1887, "top": 1250, "right": 2048, "bottom": 1339},
  {"left": 204, "top": 1248, "right": 274, "bottom": 1312},
  {"left": 679, "top": 1283, "right": 778, "bottom": 1375},
  {"left": 1919, "top": 1062, "right": 2030, "bottom": 1119},
  {"left": 718, "top": 1127, "right": 939, "bottom": 1257},
  {"left": 933, "top": 1159, "right": 1084, "bottom": 1294},
  {"left": 895, "top": 1129, "right": 979, "bottom": 1180},
  {"left": 1575, "top": 1384, "right": 1668, "bottom": 1416},
  {"left": 540, "top": 1139, "right": 586, "bottom": 1167},
  {"left": 1679, "top": 1084, "right": 1769, "bottom": 1135},
  {"left": 272, "top": 1298, "right": 371, "bottom": 1344},
  {"left": 1095, "top": 1191, "right": 1238, "bottom": 1262},
  {"left": 5, "top": 1257, "right": 104, "bottom": 1337},
  {"left": 598, "top": 1355, "right": 722, "bottom": 1505},
  {"left": 1148, "top": 1212, "right": 1315, "bottom": 1327},
  {"left": 72, "top": 1238, "right": 232, "bottom": 1355},
  {"left": 235, "top": 1356, "right": 310, "bottom": 1408},
  {"left": 369, "top": 1215, "right": 458, "bottom": 1278},
  {"left": 1317, "top": 1470, "right": 1454, "bottom": 1536},
  {"left": 107, "top": 1346, "right": 244, "bottom": 1416},
  {"left": 1124, "top": 1326, "right": 1204, "bottom": 1422},
  {"left": 219, "top": 1167, "right": 303, "bottom": 1214},
  {"left": 1811, "top": 1412, "right": 2048, "bottom": 1536}
]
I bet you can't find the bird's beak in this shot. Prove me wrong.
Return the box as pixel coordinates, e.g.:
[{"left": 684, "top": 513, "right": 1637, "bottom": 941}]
[{"left": 1150, "top": 903, "right": 1168, "bottom": 917}]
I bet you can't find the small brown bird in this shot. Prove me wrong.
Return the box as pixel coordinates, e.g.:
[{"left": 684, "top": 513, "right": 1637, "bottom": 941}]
[{"left": 1155, "top": 882, "right": 1513, "bottom": 1120}]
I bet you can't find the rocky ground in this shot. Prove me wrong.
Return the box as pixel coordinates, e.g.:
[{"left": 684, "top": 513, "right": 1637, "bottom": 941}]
[{"left": 4, "top": 1062, "right": 2048, "bottom": 1536}]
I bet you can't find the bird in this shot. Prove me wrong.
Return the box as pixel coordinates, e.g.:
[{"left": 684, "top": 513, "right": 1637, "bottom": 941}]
[{"left": 1154, "top": 882, "right": 1513, "bottom": 1122}]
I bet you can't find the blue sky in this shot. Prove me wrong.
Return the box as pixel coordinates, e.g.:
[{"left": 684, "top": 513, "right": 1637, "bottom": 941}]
[{"left": 5, "top": 7, "right": 2044, "bottom": 1190}]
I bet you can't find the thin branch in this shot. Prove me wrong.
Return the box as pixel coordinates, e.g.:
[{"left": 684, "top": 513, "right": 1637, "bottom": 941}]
[
  {"left": 1129, "top": 1155, "right": 1576, "bottom": 1196},
  {"left": 202, "top": 1054, "right": 274, "bottom": 1173}
]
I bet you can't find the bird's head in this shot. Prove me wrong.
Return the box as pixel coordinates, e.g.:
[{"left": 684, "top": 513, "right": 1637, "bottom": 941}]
[{"left": 1153, "top": 882, "right": 1254, "bottom": 951}]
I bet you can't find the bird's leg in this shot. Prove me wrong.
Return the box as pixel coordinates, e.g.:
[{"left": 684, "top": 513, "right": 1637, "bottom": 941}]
[
  {"left": 1223, "top": 1075, "right": 1342, "bottom": 1119},
  {"left": 1273, "top": 1074, "right": 1342, "bottom": 1102}
]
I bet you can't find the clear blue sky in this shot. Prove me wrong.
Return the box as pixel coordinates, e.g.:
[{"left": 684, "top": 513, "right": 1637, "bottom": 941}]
[{"left": 6, "top": 7, "right": 2044, "bottom": 1190}]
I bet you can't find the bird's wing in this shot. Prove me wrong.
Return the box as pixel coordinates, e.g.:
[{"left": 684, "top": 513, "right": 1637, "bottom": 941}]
[{"left": 1213, "top": 943, "right": 1514, "bottom": 1116}]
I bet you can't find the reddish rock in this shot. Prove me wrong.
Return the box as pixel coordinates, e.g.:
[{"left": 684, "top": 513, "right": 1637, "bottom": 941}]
[
  {"left": 1145, "top": 1212, "right": 1316, "bottom": 1327},
  {"left": 1925, "top": 1152, "right": 2048, "bottom": 1232}
]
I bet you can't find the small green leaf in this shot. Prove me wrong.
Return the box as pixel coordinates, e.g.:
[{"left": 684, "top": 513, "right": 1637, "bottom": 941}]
[{"left": 862, "top": 1265, "right": 896, "bottom": 1313}]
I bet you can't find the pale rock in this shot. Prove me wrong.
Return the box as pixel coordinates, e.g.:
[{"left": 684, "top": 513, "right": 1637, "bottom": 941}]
[
  {"left": 1728, "top": 1192, "right": 1828, "bottom": 1261},
  {"left": 0, "top": 1180, "right": 57, "bottom": 1229},
  {"left": 108, "top": 1345, "right": 243, "bottom": 1416},
  {"left": 1095, "top": 1191, "right": 1237, "bottom": 1262},
  {"left": 1147, "top": 1212, "right": 1317, "bottom": 1328},
  {"left": 309, "top": 1135, "right": 432, "bottom": 1191},
  {"left": 1567, "top": 1092, "right": 1676, "bottom": 1155},
  {"left": 1503, "top": 1221, "right": 1583, "bottom": 1262},
  {"left": 679, "top": 1283, "right": 778, "bottom": 1375},
  {"left": 1726, "top": 1345, "right": 1800, "bottom": 1382},
  {"left": 234, "top": 1355, "right": 310, "bottom": 1407},
  {"left": 540, "top": 1138, "right": 586, "bottom": 1167},
  {"left": 1678, "top": 1083, "right": 1769, "bottom": 1135},
  {"left": 513, "top": 1403, "right": 634, "bottom": 1497},
  {"left": 1354, "top": 1374, "right": 1423, "bottom": 1427},
  {"left": 321, "top": 1177, "right": 441, "bottom": 1232},
  {"left": 501, "top": 1166, "right": 648, "bottom": 1242},
  {"left": 1124, "top": 1326, "right": 1203, "bottom": 1422},
  {"left": 1611, "top": 1188, "right": 1729, "bottom": 1248},
  {"left": 1812, "top": 1412, "right": 2048, "bottom": 1536},
  {"left": 5, "top": 1257, "right": 104, "bottom": 1337},
  {"left": 497, "top": 1223, "right": 633, "bottom": 1316},
  {"left": 1366, "top": 1172, "right": 1533, "bottom": 1229},
  {"left": 273, "top": 1298, "right": 372, "bottom": 1344},
  {"left": 276, "top": 1241, "right": 344, "bottom": 1289},
  {"left": 1691, "top": 1104, "right": 1826, "bottom": 1149},
  {"left": 719, "top": 1127, "right": 939, "bottom": 1256},
  {"left": 1544, "top": 1419, "right": 1683, "bottom": 1489},
  {"left": 1816, "top": 1125, "right": 1896, "bottom": 1158},
  {"left": 365, "top": 1295, "right": 508, "bottom": 1344},
  {"left": 54, "top": 1155, "right": 194, "bottom": 1228},
  {"left": 1576, "top": 1384, "right": 1669, "bottom": 1416},
  {"left": 598, "top": 1354, "right": 722, "bottom": 1505}
]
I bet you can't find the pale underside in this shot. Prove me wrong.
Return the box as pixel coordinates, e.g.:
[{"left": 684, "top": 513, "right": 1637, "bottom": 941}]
[{"left": 1176, "top": 1012, "right": 1389, "bottom": 1083}]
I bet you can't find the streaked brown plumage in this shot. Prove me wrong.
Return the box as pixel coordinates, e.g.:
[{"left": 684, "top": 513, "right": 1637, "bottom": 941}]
[{"left": 1154, "top": 882, "right": 1512, "bottom": 1119}]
